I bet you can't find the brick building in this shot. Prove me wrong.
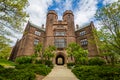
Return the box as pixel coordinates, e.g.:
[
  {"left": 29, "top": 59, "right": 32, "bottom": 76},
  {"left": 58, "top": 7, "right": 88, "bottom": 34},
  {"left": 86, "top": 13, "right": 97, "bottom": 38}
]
[{"left": 9, "top": 10, "right": 99, "bottom": 65}]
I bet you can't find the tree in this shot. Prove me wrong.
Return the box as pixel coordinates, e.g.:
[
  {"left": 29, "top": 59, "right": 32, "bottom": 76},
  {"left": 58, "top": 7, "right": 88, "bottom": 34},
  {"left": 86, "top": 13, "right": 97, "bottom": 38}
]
[
  {"left": 95, "top": 1, "right": 120, "bottom": 65},
  {"left": 0, "top": 46, "right": 11, "bottom": 59},
  {"left": 34, "top": 43, "right": 43, "bottom": 59},
  {"left": 0, "top": 0, "right": 28, "bottom": 31},
  {"left": 43, "top": 45, "right": 56, "bottom": 61},
  {"left": 0, "top": 0, "right": 28, "bottom": 50},
  {"left": 67, "top": 42, "right": 88, "bottom": 65},
  {"left": 0, "top": 36, "right": 12, "bottom": 59}
]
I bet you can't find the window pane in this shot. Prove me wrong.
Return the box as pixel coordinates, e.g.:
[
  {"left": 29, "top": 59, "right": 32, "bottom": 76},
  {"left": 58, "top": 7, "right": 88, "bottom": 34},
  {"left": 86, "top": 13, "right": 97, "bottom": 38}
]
[
  {"left": 34, "top": 39, "right": 39, "bottom": 45},
  {"left": 80, "top": 39, "right": 88, "bottom": 46},
  {"left": 55, "top": 39, "right": 66, "bottom": 48},
  {"left": 55, "top": 32, "right": 65, "bottom": 36},
  {"left": 80, "top": 31, "right": 86, "bottom": 36},
  {"left": 35, "top": 31, "right": 41, "bottom": 36}
]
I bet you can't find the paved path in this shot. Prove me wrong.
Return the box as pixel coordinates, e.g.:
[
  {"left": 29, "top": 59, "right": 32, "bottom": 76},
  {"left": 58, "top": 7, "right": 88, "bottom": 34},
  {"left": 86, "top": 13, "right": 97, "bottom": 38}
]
[{"left": 42, "top": 65, "right": 79, "bottom": 80}]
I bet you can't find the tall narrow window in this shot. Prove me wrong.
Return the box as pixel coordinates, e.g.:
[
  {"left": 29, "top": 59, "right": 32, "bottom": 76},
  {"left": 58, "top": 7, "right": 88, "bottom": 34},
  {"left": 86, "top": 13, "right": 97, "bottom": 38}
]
[
  {"left": 35, "top": 31, "right": 41, "bottom": 36},
  {"left": 55, "top": 39, "right": 66, "bottom": 48},
  {"left": 34, "top": 39, "right": 39, "bottom": 45}
]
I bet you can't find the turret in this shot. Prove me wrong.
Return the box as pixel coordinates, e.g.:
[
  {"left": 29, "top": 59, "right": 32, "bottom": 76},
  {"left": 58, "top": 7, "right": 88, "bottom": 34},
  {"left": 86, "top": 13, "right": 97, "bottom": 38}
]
[
  {"left": 46, "top": 10, "right": 58, "bottom": 36},
  {"left": 63, "top": 10, "right": 75, "bottom": 36}
]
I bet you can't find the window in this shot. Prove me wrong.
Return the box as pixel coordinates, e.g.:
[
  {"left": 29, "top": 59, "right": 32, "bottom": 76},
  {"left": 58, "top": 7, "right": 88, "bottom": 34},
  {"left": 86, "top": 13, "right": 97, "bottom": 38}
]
[
  {"left": 55, "top": 39, "right": 66, "bottom": 48},
  {"left": 80, "top": 31, "right": 86, "bottom": 36},
  {"left": 34, "top": 39, "right": 39, "bottom": 45},
  {"left": 35, "top": 31, "right": 41, "bottom": 36},
  {"left": 55, "top": 32, "right": 65, "bottom": 36},
  {"left": 80, "top": 39, "right": 88, "bottom": 46}
]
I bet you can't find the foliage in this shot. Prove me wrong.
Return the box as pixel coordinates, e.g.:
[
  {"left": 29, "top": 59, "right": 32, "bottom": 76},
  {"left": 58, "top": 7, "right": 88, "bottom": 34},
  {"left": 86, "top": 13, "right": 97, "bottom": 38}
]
[
  {"left": 0, "top": 46, "right": 11, "bottom": 59},
  {"left": 44, "top": 60, "right": 53, "bottom": 68},
  {"left": 15, "top": 56, "right": 32, "bottom": 64},
  {"left": 67, "top": 42, "right": 88, "bottom": 65},
  {"left": 35, "top": 59, "right": 53, "bottom": 68},
  {"left": 15, "top": 64, "right": 51, "bottom": 76},
  {"left": 72, "top": 65, "right": 120, "bottom": 80},
  {"left": 67, "top": 62, "right": 75, "bottom": 69},
  {"left": 43, "top": 45, "right": 56, "bottom": 60},
  {"left": 0, "top": 36, "right": 12, "bottom": 59},
  {"left": 0, "top": 63, "right": 52, "bottom": 80},
  {"left": 34, "top": 43, "right": 43, "bottom": 58},
  {"left": 88, "top": 57, "right": 106, "bottom": 66},
  {"left": 95, "top": 0, "right": 120, "bottom": 65},
  {"left": 0, "top": 59, "right": 16, "bottom": 67},
  {"left": 0, "top": 0, "right": 28, "bottom": 31},
  {"left": 0, "top": 0, "right": 28, "bottom": 59},
  {"left": 0, "top": 67, "right": 35, "bottom": 80}
]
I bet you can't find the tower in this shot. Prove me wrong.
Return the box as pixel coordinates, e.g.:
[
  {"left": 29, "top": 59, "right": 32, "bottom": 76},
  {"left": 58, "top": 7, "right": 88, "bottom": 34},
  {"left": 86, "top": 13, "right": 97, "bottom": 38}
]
[
  {"left": 63, "top": 10, "right": 76, "bottom": 44},
  {"left": 45, "top": 10, "right": 58, "bottom": 47}
]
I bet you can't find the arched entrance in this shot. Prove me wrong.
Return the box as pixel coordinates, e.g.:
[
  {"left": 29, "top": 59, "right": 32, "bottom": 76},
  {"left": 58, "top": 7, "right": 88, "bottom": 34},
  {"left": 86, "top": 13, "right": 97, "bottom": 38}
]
[{"left": 56, "top": 55, "right": 65, "bottom": 65}]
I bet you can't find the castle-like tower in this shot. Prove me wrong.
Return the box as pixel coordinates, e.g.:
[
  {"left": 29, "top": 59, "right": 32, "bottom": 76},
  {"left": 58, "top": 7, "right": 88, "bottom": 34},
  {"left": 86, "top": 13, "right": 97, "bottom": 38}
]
[{"left": 10, "top": 10, "right": 99, "bottom": 65}]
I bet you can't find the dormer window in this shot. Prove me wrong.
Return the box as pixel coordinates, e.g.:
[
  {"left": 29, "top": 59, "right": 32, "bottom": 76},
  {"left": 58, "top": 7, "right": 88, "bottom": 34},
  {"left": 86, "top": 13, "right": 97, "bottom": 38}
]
[
  {"left": 80, "top": 31, "right": 86, "bottom": 36},
  {"left": 35, "top": 31, "right": 41, "bottom": 36}
]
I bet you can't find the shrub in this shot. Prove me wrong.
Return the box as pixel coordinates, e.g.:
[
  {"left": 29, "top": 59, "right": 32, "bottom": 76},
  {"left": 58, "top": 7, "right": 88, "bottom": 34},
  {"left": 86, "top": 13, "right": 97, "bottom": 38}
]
[
  {"left": 35, "top": 59, "right": 42, "bottom": 64},
  {"left": 72, "top": 65, "right": 120, "bottom": 80},
  {"left": 15, "top": 56, "right": 32, "bottom": 64},
  {"left": 88, "top": 57, "right": 106, "bottom": 66},
  {"left": 44, "top": 60, "right": 53, "bottom": 68},
  {"left": 15, "top": 64, "right": 51, "bottom": 76},
  {"left": 0, "top": 65, "right": 3, "bottom": 68},
  {"left": 67, "top": 62, "right": 75, "bottom": 69},
  {"left": 0, "top": 68, "right": 35, "bottom": 80}
]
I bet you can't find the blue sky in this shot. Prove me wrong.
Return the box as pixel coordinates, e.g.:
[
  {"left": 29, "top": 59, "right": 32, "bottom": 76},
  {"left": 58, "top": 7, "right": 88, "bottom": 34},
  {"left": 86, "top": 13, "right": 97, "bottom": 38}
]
[
  {"left": 27, "top": 0, "right": 118, "bottom": 27},
  {"left": 10, "top": 0, "right": 118, "bottom": 45}
]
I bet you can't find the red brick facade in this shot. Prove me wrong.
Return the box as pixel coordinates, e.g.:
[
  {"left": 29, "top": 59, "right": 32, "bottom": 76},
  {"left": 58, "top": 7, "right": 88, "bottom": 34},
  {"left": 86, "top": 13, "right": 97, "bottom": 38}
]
[{"left": 9, "top": 10, "right": 99, "bottom": 64}]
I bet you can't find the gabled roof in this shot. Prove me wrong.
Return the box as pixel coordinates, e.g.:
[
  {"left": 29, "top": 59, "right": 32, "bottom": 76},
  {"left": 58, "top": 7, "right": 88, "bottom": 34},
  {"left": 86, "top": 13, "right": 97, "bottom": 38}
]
[
  {"left": 75, "top": 21, "right": 94, "bottom": 32},
  {"left": 28, "top": 21, "right": 45, "bottom": 32}
]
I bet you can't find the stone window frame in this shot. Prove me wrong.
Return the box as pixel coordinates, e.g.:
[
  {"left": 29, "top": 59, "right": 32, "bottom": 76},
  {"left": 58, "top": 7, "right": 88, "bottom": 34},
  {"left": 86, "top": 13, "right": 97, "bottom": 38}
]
[
  {"left": 35, "top": 31, "right": 41, "bottom": 36},
  {"left": 55, "top": 31, "right": 66, "bottom": 36},
  {"left": 54, "top": 39, "right": 66, "bottom": 48},
  {"left": 80, "top": 31, "right": 86, "bottom": 36},
  {"left": 80, "top": 39, "right": 88, "bottom": 46},
  {"left": 34, "top": 39, "right": 39, "bottom": 45}
]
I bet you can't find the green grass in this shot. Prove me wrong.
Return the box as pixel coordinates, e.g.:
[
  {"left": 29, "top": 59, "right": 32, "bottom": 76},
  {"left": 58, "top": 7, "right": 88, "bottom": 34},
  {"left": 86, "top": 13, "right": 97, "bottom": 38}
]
[{"left": 0, "top": 59, "right": 16, "bottom": 67}]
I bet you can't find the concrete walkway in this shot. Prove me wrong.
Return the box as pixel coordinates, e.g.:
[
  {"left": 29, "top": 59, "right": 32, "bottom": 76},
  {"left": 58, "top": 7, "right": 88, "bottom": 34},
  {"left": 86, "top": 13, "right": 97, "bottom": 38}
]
[{"left": 42, "top": 65, "right": 79, "bottom": 80}]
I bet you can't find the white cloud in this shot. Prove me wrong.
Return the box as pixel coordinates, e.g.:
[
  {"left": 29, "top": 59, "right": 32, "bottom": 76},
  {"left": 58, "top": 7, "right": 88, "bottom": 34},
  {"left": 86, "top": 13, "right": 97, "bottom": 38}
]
[
  {"left": 10, "top": 0, "right": 53, "bottom": 46},
  {"left": 27, "top": 0, "right": 53, "bottom": 26},
  {"left": 54, "top": 0, "right": 61, "bottom": 3},
  {"left": 74, "top": 0, "right": 98, "bottom": 27},
  {"left": 64, "top": 0, "right": 73, "bottom": 10},
  {"left": 103, "top": 0, "right": 118, "bottom": 5}
]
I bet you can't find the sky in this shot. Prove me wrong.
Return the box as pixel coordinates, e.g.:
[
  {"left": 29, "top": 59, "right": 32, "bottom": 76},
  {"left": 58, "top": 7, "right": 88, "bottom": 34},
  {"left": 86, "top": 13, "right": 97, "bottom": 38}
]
[{"left": 10, "top": 0, "right": 118, "bottom": 46}]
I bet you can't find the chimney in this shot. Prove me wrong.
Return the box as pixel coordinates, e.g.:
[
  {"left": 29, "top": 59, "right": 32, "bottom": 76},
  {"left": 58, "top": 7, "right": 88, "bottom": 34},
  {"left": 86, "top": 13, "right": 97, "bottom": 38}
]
[
  {"left": 42, "top": 24, "right": 44, "bottom": 29},
  {"left": 76, "top": 24, "right": 79, "bottom": 29}
]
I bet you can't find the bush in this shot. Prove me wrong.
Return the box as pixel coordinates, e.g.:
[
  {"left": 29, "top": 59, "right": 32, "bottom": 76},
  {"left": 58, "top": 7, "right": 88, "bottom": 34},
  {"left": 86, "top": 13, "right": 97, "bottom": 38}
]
[
  {"left": 15, "top": 64, "right": 51, "bottom": 76},
  {"left": 35, "top": 60, "right": 42, "bottom": 64},
  {"left": 44, "top": 60, "right": 53, "bottom": 68},
  {"left": 15, "top": 56, "right": 32, "bottom": 64},
  {"left": 88, "top": 57, "right": 106, "bottom": 66},
  {"left": 72, "top": 65, "right": 120, "bottom": 80},
  {"left": 67, "top": 62, "right": 75, "bottom": 69},
  {"left": 0, "top": 68, "right": 35, "bottom": 80}
]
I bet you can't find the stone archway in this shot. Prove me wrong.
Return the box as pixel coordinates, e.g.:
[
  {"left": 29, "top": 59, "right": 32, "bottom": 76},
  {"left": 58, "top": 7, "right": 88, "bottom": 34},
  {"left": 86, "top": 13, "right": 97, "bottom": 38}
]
[{"left": 56, "top": 54, "right": 65, "bottom": 65}]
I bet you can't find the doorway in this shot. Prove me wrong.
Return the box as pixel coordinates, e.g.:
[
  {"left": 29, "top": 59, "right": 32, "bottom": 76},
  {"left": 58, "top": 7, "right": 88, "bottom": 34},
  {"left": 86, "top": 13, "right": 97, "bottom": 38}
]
[{"left": 56, "top": 55, "right": 65, "bottom": 65}]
